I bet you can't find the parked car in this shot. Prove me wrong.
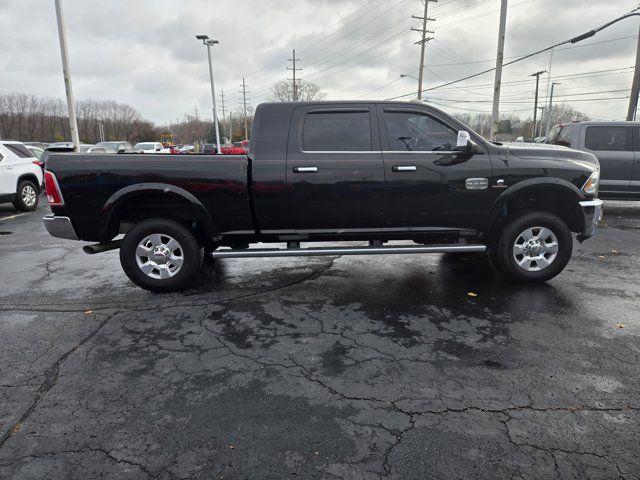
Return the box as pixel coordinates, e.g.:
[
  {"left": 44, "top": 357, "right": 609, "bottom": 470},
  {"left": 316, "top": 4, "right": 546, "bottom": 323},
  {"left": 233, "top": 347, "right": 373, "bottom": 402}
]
[
  {"left": 0, "top": 140, "right": 43, "bottom": 212},
  {"left": 548, "top": 121, "right": 640, "bottom": 200},
  {"left": 24, "top": 142, "right": 50, "bottom": 150},
  {"left": 178, "top": 145, "right": 195, "bottom": 154},
  {"left": 97, "top": 141, "right": 132, "bottom": 153},
  {"left": 133, "top": 142, "right": 169, "bottom": 153},
  {"left": 43, "top": 101, "right": 602, "bottom": 292},
  {"left": 202, "top": 143, "right": 217, "bottom": 154},
  {"left": 25, "top": 145, "right": 45, "bottom": 161},
  {"left": 80, "top": 145, "right": 115, "bottom": 153}
]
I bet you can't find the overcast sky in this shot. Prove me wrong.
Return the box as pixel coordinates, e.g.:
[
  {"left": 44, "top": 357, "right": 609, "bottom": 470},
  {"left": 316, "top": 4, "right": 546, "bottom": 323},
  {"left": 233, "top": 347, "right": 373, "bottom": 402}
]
[{"left": 1, "top": 0, "right": 639, "bottom": 124}]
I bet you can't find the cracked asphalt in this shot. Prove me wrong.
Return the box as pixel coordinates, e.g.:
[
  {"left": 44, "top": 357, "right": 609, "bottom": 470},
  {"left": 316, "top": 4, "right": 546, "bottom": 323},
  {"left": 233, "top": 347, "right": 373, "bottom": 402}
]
[{"left": 0, "top": 200, "right": 639, "bottom": 479}]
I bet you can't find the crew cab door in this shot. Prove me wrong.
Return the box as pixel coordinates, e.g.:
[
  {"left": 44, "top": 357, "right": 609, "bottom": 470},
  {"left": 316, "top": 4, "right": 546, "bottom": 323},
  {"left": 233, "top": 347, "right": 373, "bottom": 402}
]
[
  {"left": 582, "top": 125, "right": 633, "bottom": 197},
  {"left": 285, "top": 105, "right": 385, "bottom": 234},
  {"left": 377, "top": 106, "right": 493, "bottom": 232}
]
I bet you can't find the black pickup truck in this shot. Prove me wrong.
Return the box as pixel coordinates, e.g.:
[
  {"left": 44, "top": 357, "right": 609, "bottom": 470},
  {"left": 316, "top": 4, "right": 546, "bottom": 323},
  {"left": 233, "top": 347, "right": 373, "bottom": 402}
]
[{"left": 43, "top": 101, "right": 603, "bottom": 292}]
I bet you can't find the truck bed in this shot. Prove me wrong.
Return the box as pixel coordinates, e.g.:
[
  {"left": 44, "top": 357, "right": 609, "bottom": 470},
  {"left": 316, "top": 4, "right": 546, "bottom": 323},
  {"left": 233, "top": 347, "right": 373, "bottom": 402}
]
[{"left": 46, "top": 153, "right": 252, "bottom": 242}]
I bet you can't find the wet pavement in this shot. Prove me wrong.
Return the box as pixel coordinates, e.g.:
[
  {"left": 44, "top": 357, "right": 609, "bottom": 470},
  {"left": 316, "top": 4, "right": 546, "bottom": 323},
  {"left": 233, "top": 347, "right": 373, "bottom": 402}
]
[{"left": 0, "top": 200, "right": 639, "bottom": 479}]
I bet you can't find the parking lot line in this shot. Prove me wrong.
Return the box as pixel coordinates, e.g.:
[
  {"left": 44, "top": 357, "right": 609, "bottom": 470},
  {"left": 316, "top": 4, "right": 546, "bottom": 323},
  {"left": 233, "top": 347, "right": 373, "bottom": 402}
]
[{"left": 0, "top": 213, "right": 28, "bottom": 222}]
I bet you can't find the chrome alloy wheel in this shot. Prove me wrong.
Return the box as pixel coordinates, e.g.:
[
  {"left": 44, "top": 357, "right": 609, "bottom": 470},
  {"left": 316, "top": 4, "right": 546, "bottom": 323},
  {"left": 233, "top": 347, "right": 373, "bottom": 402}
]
[
  {"left": 22, "top": 185, "right": 37, "bottom": 207},
  {"left": 512, "top": 226, "right": 559, "bottom": 272},
  {"left": 135, "top": 233, "right": 184, "bottom": 279}
]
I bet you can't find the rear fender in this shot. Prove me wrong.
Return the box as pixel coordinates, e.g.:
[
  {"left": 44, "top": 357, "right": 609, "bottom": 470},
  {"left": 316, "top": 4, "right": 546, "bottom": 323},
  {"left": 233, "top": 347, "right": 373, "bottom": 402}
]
[{"left": 99, "top": 183, "right": 216, "bottom": 240}]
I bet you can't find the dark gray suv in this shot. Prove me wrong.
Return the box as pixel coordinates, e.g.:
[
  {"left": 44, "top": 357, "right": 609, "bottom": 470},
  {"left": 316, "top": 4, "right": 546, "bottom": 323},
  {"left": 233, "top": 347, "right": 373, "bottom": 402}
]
[{"left": 549, "top": 121, "right": 640, "bottom": 200}]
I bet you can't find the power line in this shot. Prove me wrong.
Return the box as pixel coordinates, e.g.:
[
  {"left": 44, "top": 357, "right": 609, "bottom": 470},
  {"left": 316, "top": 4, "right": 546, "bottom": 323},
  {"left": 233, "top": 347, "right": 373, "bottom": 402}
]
[{"left": 386, "top": 6, "right": 640, "bottom": 101}]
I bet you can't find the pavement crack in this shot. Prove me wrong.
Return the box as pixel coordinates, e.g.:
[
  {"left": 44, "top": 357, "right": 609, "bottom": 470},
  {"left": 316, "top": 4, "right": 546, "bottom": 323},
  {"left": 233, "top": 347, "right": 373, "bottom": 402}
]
[{"left": 0, "top": 312, "right": 114, "bottom": 450}]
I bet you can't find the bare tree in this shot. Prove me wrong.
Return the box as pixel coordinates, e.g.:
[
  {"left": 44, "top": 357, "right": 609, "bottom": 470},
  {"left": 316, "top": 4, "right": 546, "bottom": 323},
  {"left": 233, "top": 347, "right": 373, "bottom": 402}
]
[{"left": 270, "top": 80, "right": 327, "bottom": 102}]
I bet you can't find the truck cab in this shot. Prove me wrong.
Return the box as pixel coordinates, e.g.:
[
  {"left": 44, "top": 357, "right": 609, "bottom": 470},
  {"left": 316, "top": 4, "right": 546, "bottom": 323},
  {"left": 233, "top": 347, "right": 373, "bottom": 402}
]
[{"left": 548, "top": 121, "right": 640, "bottom": 199}]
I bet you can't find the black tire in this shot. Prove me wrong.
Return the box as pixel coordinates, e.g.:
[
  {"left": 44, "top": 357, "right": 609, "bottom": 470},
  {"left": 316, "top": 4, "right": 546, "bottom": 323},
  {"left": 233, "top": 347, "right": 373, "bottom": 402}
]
[
  {"left": 13, "top": 180, "right": 39, "bottom": 212},
  {"left": 492, "top": 212, "right": 573, "bottom": 283},
  {"left": 119, "top": 218, "right": 203, "bottom": 292}
]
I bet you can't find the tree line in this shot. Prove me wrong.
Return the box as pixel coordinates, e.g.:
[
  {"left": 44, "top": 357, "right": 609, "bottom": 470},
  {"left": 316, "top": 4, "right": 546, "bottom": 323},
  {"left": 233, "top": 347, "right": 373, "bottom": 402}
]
[{"left": 0, "top": 93, "right": 155, "bottom": 143}]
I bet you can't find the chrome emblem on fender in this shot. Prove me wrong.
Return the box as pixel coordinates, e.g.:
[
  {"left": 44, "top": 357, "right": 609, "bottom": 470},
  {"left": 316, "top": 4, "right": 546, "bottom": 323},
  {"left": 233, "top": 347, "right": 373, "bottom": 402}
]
[{"left": 465, "top": 178, "right": 489, "bottom": 190}]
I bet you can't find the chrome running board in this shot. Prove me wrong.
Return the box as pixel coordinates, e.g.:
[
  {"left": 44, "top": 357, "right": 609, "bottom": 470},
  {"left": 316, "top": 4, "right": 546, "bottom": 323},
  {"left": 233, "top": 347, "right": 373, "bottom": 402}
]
[{"left": 210, "top": 244, "right": 486, "bottom": 259}]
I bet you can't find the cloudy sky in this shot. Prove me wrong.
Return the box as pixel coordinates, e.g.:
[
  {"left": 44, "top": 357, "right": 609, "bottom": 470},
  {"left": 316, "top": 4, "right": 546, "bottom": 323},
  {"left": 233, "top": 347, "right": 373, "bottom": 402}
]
[{"left": 1, "top": 0, "right": 639, "bottom": 125}]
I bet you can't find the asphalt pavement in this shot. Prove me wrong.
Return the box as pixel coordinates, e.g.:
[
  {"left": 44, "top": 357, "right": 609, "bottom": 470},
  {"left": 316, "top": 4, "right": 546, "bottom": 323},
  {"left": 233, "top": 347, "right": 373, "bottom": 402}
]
[{"left": 0, "top": 199, "right": 638, "bottom": 479}]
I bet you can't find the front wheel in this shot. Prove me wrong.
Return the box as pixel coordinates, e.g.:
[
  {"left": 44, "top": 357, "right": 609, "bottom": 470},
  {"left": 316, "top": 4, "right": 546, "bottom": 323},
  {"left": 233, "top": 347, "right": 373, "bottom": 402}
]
[
  {"left": 119, "top": 218, "right": 203, "bottom": 292},
  {"left": 491, "top": 212, "right": 573, "bottom": 283}
]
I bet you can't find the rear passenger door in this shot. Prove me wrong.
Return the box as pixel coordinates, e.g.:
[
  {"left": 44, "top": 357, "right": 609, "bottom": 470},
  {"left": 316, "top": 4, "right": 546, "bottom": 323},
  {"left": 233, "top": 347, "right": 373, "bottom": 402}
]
[
  {"left": 286, "top": 105, "right": 385, "bottom": 233},
  {"left": 582, "top": 125, "right": 633, "bottom": 197}
]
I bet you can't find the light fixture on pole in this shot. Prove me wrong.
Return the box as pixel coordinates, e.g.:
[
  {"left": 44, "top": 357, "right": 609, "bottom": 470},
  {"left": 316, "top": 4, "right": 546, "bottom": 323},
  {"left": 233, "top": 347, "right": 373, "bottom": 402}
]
[
  {"left": 400, "top": 74, "right": 427, "bottom": 101},
  {"left": 196, "top": 34, "right": 222, "bottom": 153}
]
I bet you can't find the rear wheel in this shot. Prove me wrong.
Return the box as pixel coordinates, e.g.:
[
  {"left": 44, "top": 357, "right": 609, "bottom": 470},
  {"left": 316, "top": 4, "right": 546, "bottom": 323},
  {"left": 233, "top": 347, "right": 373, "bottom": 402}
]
[
  {"left": 492, "top": 212, "right": 573, "bottom": 283},
  {"left": 13, "top": 180, "right": 39, "bottom": 212},
  {"left": 120, "top": 218, "right": 203, "bottom": 292}
]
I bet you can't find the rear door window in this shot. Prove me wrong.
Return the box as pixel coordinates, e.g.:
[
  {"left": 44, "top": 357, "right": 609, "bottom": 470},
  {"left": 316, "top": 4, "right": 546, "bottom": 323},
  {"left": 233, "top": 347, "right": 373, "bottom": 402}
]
[
  {"left": 585, "top": 126, "right": 629, "bottom": 151},
  {"left": 3, "top": 143, "right": 34, "bottom": 158},
  {"left": 302, "top": 111, "right": 372, "bottom": 151}
]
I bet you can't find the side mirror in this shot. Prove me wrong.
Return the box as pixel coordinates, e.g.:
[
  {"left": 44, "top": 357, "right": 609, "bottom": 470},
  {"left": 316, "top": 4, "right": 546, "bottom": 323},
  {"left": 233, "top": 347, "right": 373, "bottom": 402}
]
[
  {"left": 455, "top": 130, "right": 479, "bottom": 154},
  {"left": 456, "top": 130, "right": 471, "bottom": 149}
]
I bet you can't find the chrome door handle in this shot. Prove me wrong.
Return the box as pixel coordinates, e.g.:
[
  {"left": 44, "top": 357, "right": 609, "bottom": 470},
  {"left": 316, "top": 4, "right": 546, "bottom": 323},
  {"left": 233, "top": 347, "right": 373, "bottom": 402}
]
[
  {"left": 293, "top": 166, "right": 318, "bottom": 173},
  {"left": 392, "top": 165, "right": 417, "bottom": 172}
]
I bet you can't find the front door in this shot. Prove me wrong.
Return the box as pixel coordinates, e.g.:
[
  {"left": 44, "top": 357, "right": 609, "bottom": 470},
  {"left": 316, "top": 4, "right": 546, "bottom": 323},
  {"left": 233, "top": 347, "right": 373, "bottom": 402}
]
[
  {"left": 378, "top": 106, "right": 493, "bottom": 232},
  {"left": 286, "top": 105, "right": 385, "bottom": 235},
  {"left": 583, "top": 125, "right": 633, "bottom": 197}
]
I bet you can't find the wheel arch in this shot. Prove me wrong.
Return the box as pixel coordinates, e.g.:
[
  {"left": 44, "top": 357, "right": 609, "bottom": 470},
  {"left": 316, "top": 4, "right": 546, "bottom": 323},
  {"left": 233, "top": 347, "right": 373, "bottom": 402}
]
[
  {"left": 486, "top": 178, "right": 587, "bottom": 238},
  {"left": 17, "top": 173, "right": 41, "bottom": 193},
  {"left": 99, "top": 183, "right": 216, "bottom": 243}
]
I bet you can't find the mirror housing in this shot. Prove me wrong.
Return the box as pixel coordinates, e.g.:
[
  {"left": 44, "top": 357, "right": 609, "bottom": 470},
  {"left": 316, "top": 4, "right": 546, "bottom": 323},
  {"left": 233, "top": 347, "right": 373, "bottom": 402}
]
[
  {"left": 456, "top": 130, "right": 471, "bottom": 148},
  {"left": 455, "top": 130, "right": 479, "bottom": 154}
]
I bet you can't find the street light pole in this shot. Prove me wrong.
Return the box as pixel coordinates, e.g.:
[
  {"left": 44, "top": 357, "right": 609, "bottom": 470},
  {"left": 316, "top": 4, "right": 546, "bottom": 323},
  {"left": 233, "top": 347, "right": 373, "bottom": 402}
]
[
  {"left": 545, "top": 82, "right": 560, "bottom": 139},
  {"left": 196, "top": 35, "right": 222, "bottom": 153},
  {"left": 54, "top": 0, "right": 80, "bottom": 151}
]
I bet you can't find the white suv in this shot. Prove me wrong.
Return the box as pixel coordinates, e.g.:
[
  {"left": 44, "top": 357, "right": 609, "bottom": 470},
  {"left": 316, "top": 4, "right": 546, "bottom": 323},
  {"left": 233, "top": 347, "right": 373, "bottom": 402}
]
[{"left": 0, "top": 141, "right": 44, "bottom": 212}]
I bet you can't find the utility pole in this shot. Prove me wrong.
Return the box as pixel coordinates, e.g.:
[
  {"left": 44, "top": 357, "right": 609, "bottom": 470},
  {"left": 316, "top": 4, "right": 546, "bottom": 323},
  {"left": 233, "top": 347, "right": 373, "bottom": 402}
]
[
  {"left": 530, "top": 70, "right": 547, "bottom": 139},
  {"left": 219, "top": 90, "right": 228, "bottom": 143},
  {"left": 545, "top": 82, "right": 560, "bottom": 139},
  {"left": 287, "top": 49, "right": 302, "bottom": 101},
  {"left": 194, "top": 105, "right": 199, "bottom": 121},
  {"left": 412, "top": 0, "right": 437, "bottom": 100},
  {"left": 490, "top": 0, "right": 508, "bottom": 140},
  {"left": 627, "top": 24, "right": 640, "bottom": 120},
  {"left": 54, "top": 0, "right": 80, "bottom": 151},
  {"left": 240, "top": 78, "right": 250, "bottom": 140}
]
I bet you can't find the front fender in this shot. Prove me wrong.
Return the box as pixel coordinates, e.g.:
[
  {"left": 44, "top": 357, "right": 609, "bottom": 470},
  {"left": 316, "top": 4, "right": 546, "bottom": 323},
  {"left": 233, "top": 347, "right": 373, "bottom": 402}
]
[
  {"left": 486, "top": 177, "right": 586, "bottom": 233},
  {"left": 99, "top": 182, "right": 216, "bottom": 240}
]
